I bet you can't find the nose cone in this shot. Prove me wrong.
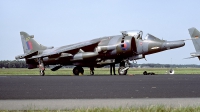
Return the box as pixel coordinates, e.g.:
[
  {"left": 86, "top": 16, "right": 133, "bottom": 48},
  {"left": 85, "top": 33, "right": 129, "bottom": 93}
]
[{"left": 164, "top": 40, "right": 185, "bottom": 50}]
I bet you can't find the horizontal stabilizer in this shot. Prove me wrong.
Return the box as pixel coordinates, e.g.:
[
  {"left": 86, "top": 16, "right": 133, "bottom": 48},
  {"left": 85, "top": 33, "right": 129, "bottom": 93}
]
[
  {"left": 15, "top": 51, "right": 38, "bottom": 59},
  {"left": 28, "top": 54, "right": 44, "bottom": 59},
  {"left": 184, "top": 56, "right": 196, "bottom": 59},
  {"left": 184, "top": 52, "right": 200, "bottom": 59},
  {"left": 184, "top": 56, "right": 200, "bottom": 60},
  {"left": 51, "top": 65, "right": 63, "bottom": 71},
  {"left": 190, "top": 52, "right": 200, "bottom": 57}
]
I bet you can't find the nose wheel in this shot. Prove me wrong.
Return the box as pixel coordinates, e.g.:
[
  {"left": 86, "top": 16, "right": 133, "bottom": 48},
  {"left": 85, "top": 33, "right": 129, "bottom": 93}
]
[
  {"left": 73, "top": 66, "right": 84, "bottom": 75},
  {"left": 118, "top": 61, "right": 129, "bottom": 75},
  {"left": 118, "top": 66, "right": 128, "bottom": 75}
]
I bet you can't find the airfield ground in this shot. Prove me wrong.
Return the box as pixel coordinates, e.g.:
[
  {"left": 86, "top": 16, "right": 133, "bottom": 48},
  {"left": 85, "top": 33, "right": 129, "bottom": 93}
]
[
  {"left": 1, "top": 74, "right": 200, "bottom": 111},
  {"left": 0, "top": 68, "right": 200, "bottom": 75},
  {"left": 1, "top": 68, "right": 200, "bottom": 111}
]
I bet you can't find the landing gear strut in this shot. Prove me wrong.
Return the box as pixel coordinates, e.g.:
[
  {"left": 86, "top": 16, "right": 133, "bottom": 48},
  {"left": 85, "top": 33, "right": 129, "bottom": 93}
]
[
  {"left": 90, "top": 67, "right": 94, "bottom": 75},
  {"left": 73, "top": 66, "right": 84, "bottom": 75},
  {"left": 40, "top": 70, "right": 45, "bottom": 76},
  {"left": 38, "top": 59, "right": 45, "bottom": 76}
]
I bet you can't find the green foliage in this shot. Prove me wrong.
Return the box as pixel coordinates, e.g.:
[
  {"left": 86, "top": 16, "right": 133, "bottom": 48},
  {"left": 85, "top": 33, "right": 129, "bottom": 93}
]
[
  {"left": 0, "top": 60, "right": 27, "bottom": 68},
  {"left": 0, "top": 68, "right": 200, "bottom": 75}
]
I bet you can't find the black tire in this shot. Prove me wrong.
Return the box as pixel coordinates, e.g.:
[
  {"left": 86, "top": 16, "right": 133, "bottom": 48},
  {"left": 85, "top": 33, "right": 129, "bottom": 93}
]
[
  {"left": 79, "top": 67, "right": 84, "bottom": 75},
  {"left": 151, "top": 73, "right": 155, "bottom": 75},
  {"left": 143, "top": 71, "right": 147, "bottom": 75},
  {"left": 73, "top": 67, "right": 79, "bottom": 75},
  {"left": 118, "top": 66, "right": 127, "bottom": 75},
  {"left": 73, "top": 66, "right": 84, "bottom": 75}
]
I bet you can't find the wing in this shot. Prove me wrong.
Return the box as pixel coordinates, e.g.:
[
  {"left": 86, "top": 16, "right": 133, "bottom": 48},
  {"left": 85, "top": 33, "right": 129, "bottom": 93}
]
[
  {"left": 184, "top": 56, "right": 197, "bottom": 59},
  {"left": 28, "top": 37, "right": 108, "bottom": 59}
]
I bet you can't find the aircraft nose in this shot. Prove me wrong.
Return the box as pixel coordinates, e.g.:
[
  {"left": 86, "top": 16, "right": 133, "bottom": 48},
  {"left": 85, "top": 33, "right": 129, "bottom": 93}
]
[{"left": 164, "top": 40, "right": 185, "bottom": 50}]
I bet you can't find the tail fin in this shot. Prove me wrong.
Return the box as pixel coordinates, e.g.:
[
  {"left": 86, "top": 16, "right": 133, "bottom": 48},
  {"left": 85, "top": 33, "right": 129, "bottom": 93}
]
[
  {"left": 20, "top": 31, "right": 47, "bottom": 53},
  {"left": 188, "top": 27, "right": 200, "bottom": 52}
]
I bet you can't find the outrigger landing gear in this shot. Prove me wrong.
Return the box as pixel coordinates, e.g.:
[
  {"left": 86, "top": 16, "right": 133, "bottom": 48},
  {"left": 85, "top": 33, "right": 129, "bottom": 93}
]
[
  {"left": 40, "top": 70, "right": 45, "bottom": 76},
  {"left": 118, "top": 61, "right": 130, "bottom": 75},
  {"left": 38, "top": 59, "right": 45, "bottom": 76},
  {"left": 73, "top": 66, "right": 84, "bottom": 75},
  {"left": 90, "top": 67, "right": 94, "bottom": 75}
]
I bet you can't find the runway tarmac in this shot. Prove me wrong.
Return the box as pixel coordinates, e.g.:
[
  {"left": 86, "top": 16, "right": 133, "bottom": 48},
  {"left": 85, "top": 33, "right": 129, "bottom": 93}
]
[
  {"left": 1, "top": 74, "right": 200, "bottom": 110},
  {"left": 1, "top": 74, "right": 200, "bottom": 99}
]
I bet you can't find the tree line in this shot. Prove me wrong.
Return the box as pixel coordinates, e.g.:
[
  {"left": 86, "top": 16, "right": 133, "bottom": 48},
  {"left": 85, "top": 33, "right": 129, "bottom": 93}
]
[
  {"left": 0, "top": 60, "right": 27, "bottom": 68},
  {"left": 0, "top": 60, "right": 200, "bottom": 68}
]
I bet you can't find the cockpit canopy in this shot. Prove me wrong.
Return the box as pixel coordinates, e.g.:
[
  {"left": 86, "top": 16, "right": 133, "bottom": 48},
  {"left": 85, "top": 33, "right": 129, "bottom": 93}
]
[
  {"left": 121, "top": 30, "right": 143, "bottom": 39},
  {"left": 144, "top": 34, "right": 165, "bottom": 42}
]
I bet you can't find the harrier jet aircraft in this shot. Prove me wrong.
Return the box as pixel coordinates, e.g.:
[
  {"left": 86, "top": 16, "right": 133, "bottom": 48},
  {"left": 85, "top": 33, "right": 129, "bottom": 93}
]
[
  {"left": 187, "top": 27, "right": 200, "bottom": 59},
  {"left": 15, "top": 30, "right": 185, "bottom": 76}
]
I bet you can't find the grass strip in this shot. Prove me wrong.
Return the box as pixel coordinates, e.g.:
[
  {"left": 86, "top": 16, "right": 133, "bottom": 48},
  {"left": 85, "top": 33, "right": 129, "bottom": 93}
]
[
  {"left": 1, "top": 105, "right": 200, "bottom": 112},
  {"left": 0, "top": 68, "right": 200, "bottom": 75}
]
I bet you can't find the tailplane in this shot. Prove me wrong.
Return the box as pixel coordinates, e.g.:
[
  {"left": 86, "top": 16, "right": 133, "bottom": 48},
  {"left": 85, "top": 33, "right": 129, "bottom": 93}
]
[{"left": 20, "top": 31, "right": 47, "bottom": 54}]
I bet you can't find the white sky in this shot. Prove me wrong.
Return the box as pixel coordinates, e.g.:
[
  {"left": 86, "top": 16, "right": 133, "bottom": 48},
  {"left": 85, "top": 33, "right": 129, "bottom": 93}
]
[{"left": 1, "top": 0, "right": 200, "bottom": 64}]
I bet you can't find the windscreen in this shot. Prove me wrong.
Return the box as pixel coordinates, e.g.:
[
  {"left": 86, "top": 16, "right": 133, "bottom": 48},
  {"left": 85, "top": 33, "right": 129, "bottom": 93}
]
[{"left": 144, "top": 34, "right": 165, "bottom": 42}]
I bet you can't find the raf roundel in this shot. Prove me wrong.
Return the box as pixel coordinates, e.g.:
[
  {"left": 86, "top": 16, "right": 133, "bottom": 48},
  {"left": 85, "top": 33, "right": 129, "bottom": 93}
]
[{"left": 121, "top": 41, "right": 130, "bottom": 51}]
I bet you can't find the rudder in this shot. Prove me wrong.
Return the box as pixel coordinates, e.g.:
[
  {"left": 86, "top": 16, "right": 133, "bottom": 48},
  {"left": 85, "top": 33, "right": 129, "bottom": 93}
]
[{"left": 188, "top": 27, "right": 200, "bottom": 52}]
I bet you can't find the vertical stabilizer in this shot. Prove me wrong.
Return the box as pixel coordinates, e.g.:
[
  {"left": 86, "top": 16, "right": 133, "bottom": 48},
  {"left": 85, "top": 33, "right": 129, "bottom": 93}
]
[
  {"left": 20, "top": 31, "right": 47, "bottom": 54},
  {"left": 188, "top": 27, "right": 200, "bottom": 52}
]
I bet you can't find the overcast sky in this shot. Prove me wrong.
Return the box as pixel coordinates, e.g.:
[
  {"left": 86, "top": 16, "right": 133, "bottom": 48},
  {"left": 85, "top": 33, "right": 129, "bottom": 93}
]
[{"left": 1, "top": 0, "right": 200, "bottom": 64}]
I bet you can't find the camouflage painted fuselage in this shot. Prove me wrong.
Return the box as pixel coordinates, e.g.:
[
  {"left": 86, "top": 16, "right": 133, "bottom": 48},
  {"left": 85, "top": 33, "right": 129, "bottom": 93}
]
[{"left": 16, "top": 31, "right": 185, "bottom": 69}]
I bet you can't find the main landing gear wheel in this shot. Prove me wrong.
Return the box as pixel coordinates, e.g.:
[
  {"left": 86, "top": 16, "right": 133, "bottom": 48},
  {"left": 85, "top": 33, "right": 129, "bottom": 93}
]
[
  {"left": 73, "top": 66, "right": 84, "bottom": 75},
  {"left": 118, "top": 66, "right": 127, "bottom": 75}
]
